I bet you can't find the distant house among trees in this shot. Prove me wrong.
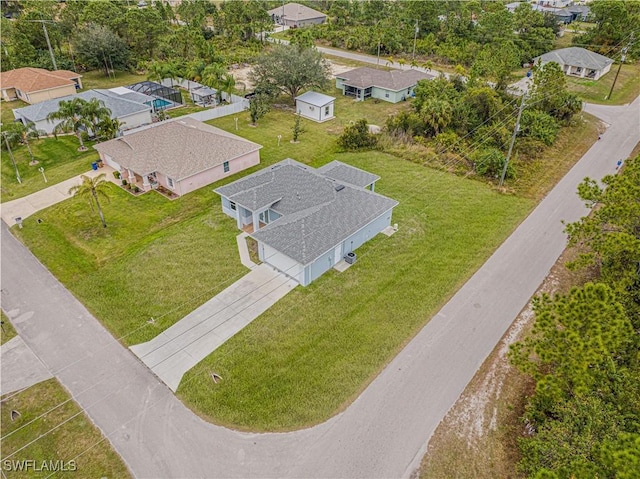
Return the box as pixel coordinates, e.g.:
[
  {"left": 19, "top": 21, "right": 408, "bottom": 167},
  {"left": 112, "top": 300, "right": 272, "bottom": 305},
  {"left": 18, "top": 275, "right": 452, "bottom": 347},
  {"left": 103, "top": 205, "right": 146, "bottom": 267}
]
[
  {"left": 0, "top": 67, "right": 82, "bottom": 104},
  {"left": 336, "top": 67, "right": 433, "bottom": 103},
  {"left": 267, "top": 2, "right": 326, "bottom": 27},
  {"left": 535, "top": 47, "right": 613, "bottom": 80}
]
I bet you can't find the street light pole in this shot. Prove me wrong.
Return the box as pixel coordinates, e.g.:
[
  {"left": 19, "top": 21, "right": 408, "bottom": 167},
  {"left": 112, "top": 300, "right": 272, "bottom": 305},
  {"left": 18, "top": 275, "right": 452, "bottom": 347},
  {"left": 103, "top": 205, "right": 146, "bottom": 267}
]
[
  {"left": 3, "top": 132, "right": 22, "bottom": 184},
  {"left": 499, "top": 91, "right": 527, "bottom": 187}
]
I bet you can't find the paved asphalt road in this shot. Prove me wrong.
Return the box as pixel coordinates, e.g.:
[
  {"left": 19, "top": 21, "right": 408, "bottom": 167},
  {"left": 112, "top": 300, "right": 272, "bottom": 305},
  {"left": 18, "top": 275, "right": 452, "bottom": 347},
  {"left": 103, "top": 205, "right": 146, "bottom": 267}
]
[{"left": 1, "top": 96, "right": 638, "bottom": 478}]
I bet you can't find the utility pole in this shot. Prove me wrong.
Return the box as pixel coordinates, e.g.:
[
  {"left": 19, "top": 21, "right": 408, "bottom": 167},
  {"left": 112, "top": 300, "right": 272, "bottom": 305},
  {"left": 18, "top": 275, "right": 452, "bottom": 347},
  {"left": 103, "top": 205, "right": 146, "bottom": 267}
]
[
  {"left": 499, "top": 91, "right": 527, "bottom": 187},
  {"left": 27, "top": 20, "right": 57, "bottom": 70},
  {"left": 3, "top": 132, "right": 22, "bottom": 184},
  {"left": 412, "top": 20, "right": 419, "bottom": 61},
  {"left": 606, "top": 34, "right": 633, "bottom": 100}
]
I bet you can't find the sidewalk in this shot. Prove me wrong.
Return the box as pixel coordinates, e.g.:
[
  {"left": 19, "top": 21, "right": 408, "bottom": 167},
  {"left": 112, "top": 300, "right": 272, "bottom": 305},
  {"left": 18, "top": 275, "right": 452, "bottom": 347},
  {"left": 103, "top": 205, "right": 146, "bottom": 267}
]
[{"left": 0, "top": 166, "right": 116, "bottom": 226}]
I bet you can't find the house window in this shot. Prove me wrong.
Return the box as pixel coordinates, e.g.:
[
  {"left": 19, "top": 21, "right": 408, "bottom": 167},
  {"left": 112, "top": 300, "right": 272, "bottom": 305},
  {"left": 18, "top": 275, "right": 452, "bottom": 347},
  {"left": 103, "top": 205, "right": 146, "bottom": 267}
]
[
  {"left": 230, "top": 201, "right": 236, "bottom": 211},
  {"left": 385, "top": 93, "right": 389, "bottom": 98},
  {"left": 325, "top": 105, "right": 330, "bottom": 115},
  {"left": 223, "top": 161, "right": 230, "bottom": 172},
  {"left": 167, "top": 177, "right": 174, "bottom": 189}
]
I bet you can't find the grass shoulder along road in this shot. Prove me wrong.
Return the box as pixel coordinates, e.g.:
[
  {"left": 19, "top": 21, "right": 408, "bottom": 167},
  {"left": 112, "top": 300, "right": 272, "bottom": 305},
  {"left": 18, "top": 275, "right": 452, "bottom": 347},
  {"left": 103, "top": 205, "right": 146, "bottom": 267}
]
[
  {"left": 1, "top": 136, "right": 98, "bottom": 203},
  {"left": 0, "top": 378, "right": 131, "bottom": 479},
  {"left": 1, "top": 310, "right": 17, "bottom": 345}
]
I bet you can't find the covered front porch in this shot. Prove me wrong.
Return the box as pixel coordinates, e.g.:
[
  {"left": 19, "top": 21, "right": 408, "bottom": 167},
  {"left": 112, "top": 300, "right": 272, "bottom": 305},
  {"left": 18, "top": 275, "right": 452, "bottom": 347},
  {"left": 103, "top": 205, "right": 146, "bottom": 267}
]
[{"left": 343, "top": 84, "right": 372, "bottom": 101}]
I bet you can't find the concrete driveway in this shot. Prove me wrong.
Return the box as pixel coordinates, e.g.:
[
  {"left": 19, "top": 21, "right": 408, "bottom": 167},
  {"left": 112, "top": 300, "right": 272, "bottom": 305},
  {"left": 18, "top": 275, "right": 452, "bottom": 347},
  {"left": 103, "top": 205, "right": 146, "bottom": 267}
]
[
  {"left": 0, "top": 166, "right": 116, "bottom": 226},
  {"left": 130, "top": 264, "right": 297, "bottom": 391},
  {"left": 0, "top": 97, "right": 637, "bottom": 478}
]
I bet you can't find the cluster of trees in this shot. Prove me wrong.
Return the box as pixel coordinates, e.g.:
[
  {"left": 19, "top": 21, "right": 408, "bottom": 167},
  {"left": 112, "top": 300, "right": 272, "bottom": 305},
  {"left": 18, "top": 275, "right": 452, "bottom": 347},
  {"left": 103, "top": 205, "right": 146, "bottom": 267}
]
[
  {"left": 47, "top": 97, "right": 118, "bottom": 150},
  {"left": 302, "top": 1, "right": 557, "bottom": 80},
  {"left": 0, "top": 0, "right": 272, "bottom": 74},
  {"left": 383, "top": 62, "right": 580, "bottom": 180},
  {"left": 510, "top": 155, "right": 640, "bottom": 478},
  {"left": 572, "top": 0, "right": 640, "bottom": 60}
]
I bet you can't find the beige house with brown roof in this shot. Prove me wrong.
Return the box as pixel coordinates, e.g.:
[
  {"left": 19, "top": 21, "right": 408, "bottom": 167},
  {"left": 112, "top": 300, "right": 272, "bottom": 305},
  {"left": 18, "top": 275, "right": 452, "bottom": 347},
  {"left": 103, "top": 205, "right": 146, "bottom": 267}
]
[
  {"left": 0, "top": 67, "right": 82, "bottom": 104},
  {"left": 336, "top": 67, "right": 434, "bottom": 103},
  {"left": 94, "top": 118, "right": 262, "bottom": 197}
]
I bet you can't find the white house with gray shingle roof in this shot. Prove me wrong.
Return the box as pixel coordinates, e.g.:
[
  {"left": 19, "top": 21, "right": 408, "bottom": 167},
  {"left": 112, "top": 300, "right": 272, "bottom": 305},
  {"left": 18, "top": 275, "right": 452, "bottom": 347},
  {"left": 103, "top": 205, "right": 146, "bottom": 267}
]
[
  {"left": 336, "top": 67, "right": 434, "bottom": 103},
  {"left": 215, "top": 159, "right": 398, "bottom": 286},
  {"left": 13, "top": 88, "right": 153, "bottom": 134},
  {"left": 267, "top": 2, "right": 326, "bottom": 27},
  {"left": 94, "top": 117, "right": 262, "bottom": 197},
  {"left": 535, "top": 47, "right": 614, "bottom": 80}
]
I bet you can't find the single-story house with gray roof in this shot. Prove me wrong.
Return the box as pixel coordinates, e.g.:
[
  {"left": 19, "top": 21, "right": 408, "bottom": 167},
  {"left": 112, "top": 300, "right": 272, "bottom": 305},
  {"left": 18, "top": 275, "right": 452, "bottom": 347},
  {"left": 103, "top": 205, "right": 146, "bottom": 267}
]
[
  {"left": 535, "top": 47, "right": 614, "bottom": 80},
  {"left": 215, "top": 159, "right": 398, "bottom": 286},
  {"left": 295, "top": 91, "right": 335, "bottom": 123},
  {"left": 13, "top": 88, "right": 153, "bottom": 134},
  {"left": 336, "top": 67, "right": 434, "bottom": 103},
  {"left": 94, "top": 117, "right": 262, "bottom": 197},
  {"left": 267, "top": 2, "right": 326, "bottom": 27}
]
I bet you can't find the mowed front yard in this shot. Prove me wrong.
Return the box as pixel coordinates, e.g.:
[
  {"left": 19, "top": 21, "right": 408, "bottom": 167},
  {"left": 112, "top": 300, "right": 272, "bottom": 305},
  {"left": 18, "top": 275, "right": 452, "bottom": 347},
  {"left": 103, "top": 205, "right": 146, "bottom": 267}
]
[
  {"left": 566, "top": 62, "right": 640, "bottom": 105},
  {"left": 1, "top": 136, "right": 99, "bottom": 202},
  {"left": 14, "top": 103, "right": 533, "bottom": 431}
]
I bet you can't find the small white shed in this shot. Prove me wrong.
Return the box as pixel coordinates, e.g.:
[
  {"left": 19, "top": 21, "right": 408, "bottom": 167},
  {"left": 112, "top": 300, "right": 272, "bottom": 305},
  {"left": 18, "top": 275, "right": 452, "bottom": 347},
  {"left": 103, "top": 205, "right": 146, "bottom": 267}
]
[{"left": 295, "top": 91, "right": 335, "bottom": 123}]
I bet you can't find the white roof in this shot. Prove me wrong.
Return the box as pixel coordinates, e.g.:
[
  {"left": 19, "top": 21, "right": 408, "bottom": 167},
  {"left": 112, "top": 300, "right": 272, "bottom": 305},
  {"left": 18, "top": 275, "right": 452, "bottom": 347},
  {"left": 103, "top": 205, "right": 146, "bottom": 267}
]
[{"left": 295, "top": 91, "right": 335, "bottom": 107}]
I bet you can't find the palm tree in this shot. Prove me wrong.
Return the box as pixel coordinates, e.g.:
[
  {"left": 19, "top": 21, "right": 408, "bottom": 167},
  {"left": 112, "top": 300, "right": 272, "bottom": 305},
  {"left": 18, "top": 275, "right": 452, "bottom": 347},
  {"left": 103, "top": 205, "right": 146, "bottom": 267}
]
[
  {"left": 80, "top": 98, "right": 112, "bottom": 135},
  {"left": 96, "top": 117, "right": 125, "bottom": 140},
  {"left": 47, "top": 98, "right": 93, "bottom": 151},
  {"left": 201, "top": 63, "right": 226, "bottom": 103},
  {"left": 219, "top": 73, "right": 236, "bottom": 103},
  {"left": 68, "top": 174, "right": 111, "bottom": 228},
  {"left": 4, "top": 121, "right": 45, "bottom": 165}
]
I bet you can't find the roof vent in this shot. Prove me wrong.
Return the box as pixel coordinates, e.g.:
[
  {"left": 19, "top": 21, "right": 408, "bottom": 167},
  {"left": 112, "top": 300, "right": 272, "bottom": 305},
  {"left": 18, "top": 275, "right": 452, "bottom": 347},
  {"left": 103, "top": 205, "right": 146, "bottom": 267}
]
[{"left": 335, "top": 184, "right": 345, "bottom": 192}]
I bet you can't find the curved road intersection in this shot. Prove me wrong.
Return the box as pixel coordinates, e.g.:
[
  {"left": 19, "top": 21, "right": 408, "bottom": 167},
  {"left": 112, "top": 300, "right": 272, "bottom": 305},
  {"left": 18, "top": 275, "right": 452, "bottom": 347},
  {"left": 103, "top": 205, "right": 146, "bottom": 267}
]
[{"left": 1, "top": 97, "right": 638, "bottom": 478}]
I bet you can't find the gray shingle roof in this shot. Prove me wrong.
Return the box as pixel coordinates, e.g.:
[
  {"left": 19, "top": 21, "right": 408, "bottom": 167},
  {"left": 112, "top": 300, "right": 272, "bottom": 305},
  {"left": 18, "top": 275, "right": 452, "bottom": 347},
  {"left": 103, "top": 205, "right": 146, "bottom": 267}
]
[
  {"left": 295, "top": 91, "right": 335, "bottom": 107},
  {"left": 215, "top": 159, "right": 398, "bottom": 265},
  {"left": 336, "top": 67, "right": 434, "bottom": 91},
  {"left": 317, "top": 161, "right": 379, "bottom": 188},
  {"left": 535, "top": 47, "right": 613, "bottom": 71},
  {"left": 267, "top": 2, "right": 326, "bottom": 21},
  {"left": 14, "top": 89, "right": 151, "bottom": 123},
  {"left": 94, "top": 117, "right": 262, "bottom": 180}
]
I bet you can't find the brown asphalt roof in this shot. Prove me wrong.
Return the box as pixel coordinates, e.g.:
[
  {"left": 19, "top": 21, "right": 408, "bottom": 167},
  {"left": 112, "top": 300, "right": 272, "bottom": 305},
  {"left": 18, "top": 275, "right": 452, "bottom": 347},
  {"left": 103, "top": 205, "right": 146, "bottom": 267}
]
[
  {"left": 336, "top": 67, "right": 434, "bottom": 91},
  {"left": 0, "top": 67, "right": 81, "bottom": 93},
  {"left": 94, "top": 117, "right": 262, "bottom": 180}
]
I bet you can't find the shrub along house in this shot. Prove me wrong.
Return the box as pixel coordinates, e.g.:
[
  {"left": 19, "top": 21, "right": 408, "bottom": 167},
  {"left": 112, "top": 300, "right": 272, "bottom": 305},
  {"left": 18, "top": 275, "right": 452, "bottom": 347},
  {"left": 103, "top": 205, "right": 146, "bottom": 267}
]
[
  {"left": 335, "top": 67, "right": 434, "bottom": 103},
  {"left": 94, "top": 117, "right": 262, "bottom": 197},
  {"left": 215, "top": 159, "right": 398, "bottom": 286}
]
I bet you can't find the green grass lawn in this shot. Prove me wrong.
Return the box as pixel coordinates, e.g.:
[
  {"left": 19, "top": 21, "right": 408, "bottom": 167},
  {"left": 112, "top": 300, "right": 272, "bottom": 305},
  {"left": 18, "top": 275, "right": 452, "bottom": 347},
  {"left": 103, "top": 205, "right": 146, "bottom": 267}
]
[
  {"left": 1, "top": 98, "right": 28, "bottom": 125},
  {"left": 177, "top": 151, "right": 533, "bottom": 431},
  {"left": 1, "top": 136, "right": 99, "bottom": 202},
  {"left": 1, "top": 310, "right": 17, "bottom": 345},
  {"left": 79, "top": 69, "right": 147, "bottom": 91},
  {"left": 0, "top": 379, "right": 131, "bottom": 479},
  {"left": 566, "top": 62, "right": 640, "bottom": 105}
]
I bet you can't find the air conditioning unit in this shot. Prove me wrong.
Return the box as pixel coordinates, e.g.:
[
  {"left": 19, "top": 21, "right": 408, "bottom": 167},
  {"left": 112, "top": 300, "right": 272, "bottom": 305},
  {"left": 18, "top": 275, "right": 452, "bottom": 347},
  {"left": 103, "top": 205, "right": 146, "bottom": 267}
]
[{"left": 344, "top": 252, "right": 357, "bottom": 264}]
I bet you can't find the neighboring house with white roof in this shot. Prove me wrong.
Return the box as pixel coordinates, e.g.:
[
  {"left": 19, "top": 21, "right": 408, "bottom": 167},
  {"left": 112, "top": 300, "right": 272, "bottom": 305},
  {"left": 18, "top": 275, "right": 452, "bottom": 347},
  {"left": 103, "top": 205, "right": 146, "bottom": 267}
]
[
  {"left": 267, "top": 2, "right": 326, "bottom": 27},
  {"left": 215, "top": 159, "right": 398, "bottom": 286},
  {"left": 535, "top": 47, "right": 614, "bottom": 80},
  {"left": 335, "top": 67, "right": 434, "bottom": 103},
  {"left": 94, "top": 117, "right": 262, "bottom": 197},
  {"left": 0, "top": 67, "right": 82, "bottom": 104},
  {"left": 13, "top": 89, "right": 153, "bottom": 134},
  {"left": 295, "top": 91, "right": 335, "bottom": 123}
]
